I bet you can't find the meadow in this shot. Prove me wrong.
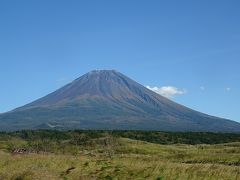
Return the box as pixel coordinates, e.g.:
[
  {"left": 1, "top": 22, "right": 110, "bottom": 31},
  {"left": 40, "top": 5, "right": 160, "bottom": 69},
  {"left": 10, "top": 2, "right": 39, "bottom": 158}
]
[{"left": 0, "top": 130, "right": 239, "bottom": 180}]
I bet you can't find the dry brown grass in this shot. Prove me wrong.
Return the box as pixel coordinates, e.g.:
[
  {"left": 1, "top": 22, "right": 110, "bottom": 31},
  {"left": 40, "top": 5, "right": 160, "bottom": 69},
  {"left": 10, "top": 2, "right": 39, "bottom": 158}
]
[{"left": 0, "top": 138, "right": 239, "bottom": 179}]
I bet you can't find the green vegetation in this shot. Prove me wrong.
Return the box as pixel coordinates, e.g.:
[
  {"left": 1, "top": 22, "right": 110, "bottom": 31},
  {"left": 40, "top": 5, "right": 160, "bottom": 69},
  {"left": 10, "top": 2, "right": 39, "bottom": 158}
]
[{"left": 0, "top": 130, "right": 239, "bottom": 179}]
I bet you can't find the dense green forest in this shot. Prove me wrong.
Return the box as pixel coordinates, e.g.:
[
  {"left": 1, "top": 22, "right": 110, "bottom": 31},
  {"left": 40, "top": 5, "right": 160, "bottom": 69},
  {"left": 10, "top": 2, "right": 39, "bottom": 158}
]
[{"left": 1, "top": 130, "right": 240, "bottom": 145}]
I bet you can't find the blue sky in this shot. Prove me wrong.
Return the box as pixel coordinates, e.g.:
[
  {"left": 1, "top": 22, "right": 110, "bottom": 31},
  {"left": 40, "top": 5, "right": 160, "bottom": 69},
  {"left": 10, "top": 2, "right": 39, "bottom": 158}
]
[{"left": 0, "top": 0, "right": 240, "bottom": 122}]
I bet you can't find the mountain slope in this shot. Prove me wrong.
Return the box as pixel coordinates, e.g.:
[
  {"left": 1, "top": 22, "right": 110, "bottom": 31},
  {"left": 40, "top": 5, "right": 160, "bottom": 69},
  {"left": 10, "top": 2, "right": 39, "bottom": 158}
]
[{"left": 0, "top": 70, "right": 239, "bottom": 132}]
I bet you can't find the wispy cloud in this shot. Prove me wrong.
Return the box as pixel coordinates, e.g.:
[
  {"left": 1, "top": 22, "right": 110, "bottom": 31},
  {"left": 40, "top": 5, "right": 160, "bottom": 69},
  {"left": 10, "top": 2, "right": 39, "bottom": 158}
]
[
  {"left": 200, "top": 86, "right": 205, "bottom": 91},
  {"left": 225, "top": 87, "right": 231, "bottom": 92},
  {"left": 146, "top": 86, "right": 187, "bottom": 98},
  {"left": 56, "top": 77, "right": 69, "bottom": 86}
]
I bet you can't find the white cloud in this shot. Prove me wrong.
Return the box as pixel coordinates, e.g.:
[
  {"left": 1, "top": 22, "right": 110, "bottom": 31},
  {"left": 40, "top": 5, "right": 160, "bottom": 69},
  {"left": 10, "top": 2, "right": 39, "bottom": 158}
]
[{"left": 146, "top": 86, "right": 187, "bottom": 98}]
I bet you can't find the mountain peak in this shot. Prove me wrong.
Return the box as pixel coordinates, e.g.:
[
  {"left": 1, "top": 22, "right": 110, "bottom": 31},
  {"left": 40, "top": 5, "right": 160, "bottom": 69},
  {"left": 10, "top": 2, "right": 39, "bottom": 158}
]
[
  {"left": 89, "top": 69, "right": 118, "bottom": 73},
  {"left": 86, "top": 69, "right": 119, "bottom": 76},
  {"left": 78, "top": 69, "right": 122, "bottom": 81}
]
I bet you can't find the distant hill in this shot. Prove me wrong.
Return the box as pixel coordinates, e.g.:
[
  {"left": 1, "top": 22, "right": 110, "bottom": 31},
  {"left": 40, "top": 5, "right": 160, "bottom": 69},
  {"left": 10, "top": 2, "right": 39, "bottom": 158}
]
[{"left": 0, "top": 70, "right": 239, "bottom": 132}]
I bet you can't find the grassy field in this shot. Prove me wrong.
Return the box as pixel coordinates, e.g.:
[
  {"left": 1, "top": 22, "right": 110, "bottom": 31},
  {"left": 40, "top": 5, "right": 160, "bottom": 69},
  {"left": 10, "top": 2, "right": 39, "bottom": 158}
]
[{"left": 0, "top": 131, "right": 239, "bottom": 179}]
